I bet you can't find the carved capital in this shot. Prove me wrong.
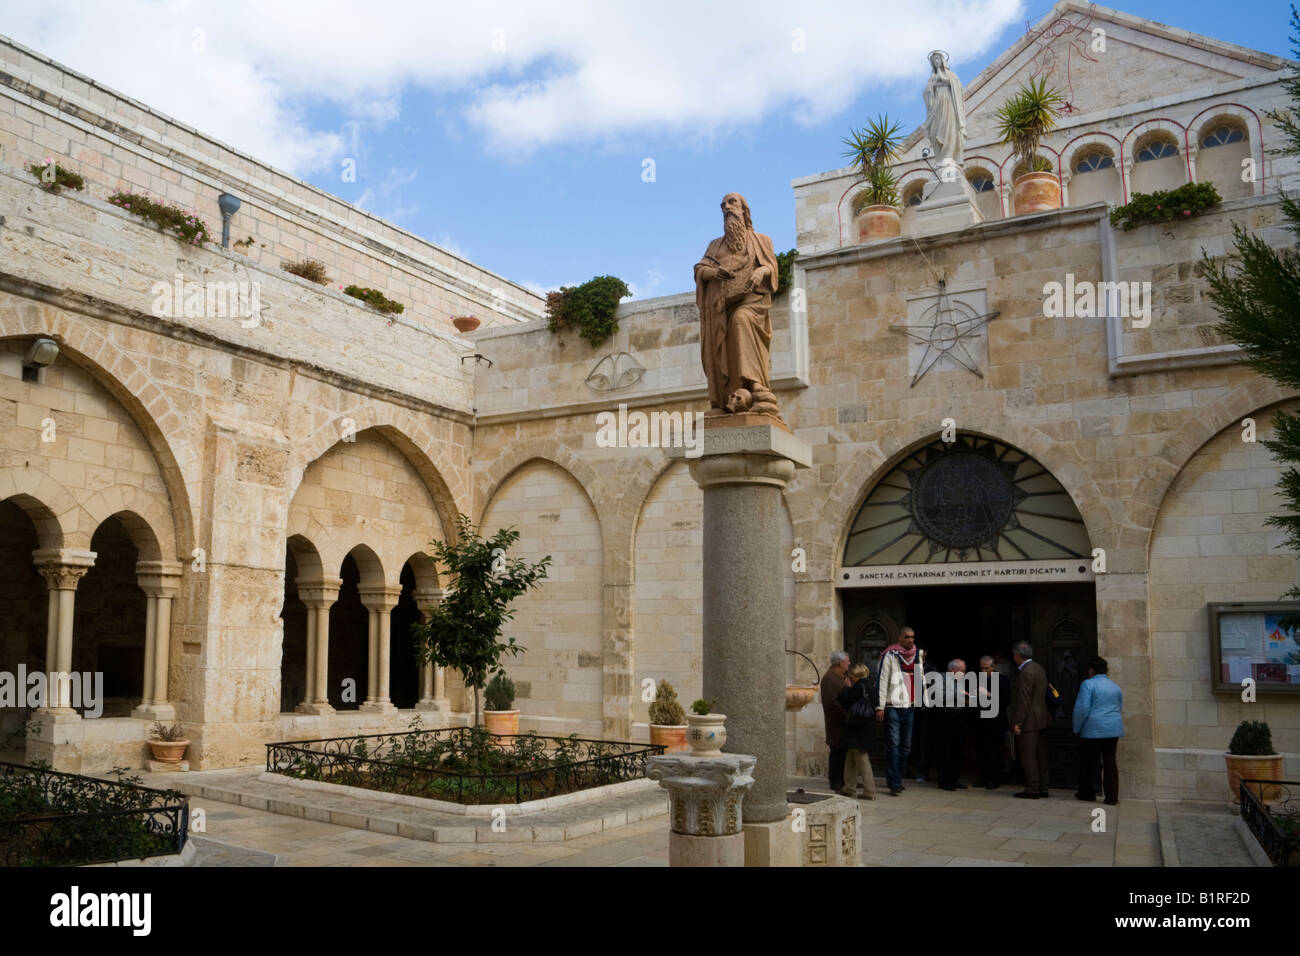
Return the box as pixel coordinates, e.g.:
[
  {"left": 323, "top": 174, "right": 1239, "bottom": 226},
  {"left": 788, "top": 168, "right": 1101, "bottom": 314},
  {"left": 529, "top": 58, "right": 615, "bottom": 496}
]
[
  {"left": 647, "top": 753, "right": 756, "bottom": 837},
  {"left": 33, "top": 549, "right": 97, "bottom": 590},
  {"left": 358, "top": 585, "right": 402, "bottom": 612},
  {"left": 135, "top": 560, "right": 184, "bottom": 598},
  {"left": 688, "top": 453, "right": 796, "bottom": 490},
  {"left": 296, "top": 576, "right": 343, "bottom": 609}
]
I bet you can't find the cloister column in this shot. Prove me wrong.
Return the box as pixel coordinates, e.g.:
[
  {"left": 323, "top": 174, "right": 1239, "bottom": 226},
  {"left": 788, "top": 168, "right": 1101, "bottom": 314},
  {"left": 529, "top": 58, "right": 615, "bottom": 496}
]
[
  {"left": 295, "top": 578, "right": 340, "bottom": 715},
  {"left": 132, "top": 560, "right": 183, "bottom": 721},
  {"left": 414, "top": 587, "right": 450, "bottom": 715},
  {"left": 31, "top": 549, "right": 96, "bottom": 714},
  {"left": 359, "top": 585, "right": 401, "bottom": 714}
]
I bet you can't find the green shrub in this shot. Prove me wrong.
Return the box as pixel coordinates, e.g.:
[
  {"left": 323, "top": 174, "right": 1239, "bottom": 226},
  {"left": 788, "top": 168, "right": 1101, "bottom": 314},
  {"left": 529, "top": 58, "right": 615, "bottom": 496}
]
[
  {"left": 484, "top": 672, "right": 516, "bottom": 711},
  {"left": 26, "top": 160, "right": 84, "bottom": 194},
  {"left": 648, "top": 680, "right": 686, "bottom": 725},
  {"left": 545, "top": 275, "right": 630, "bottom": 347},
  {"left": 1228, "top": 719, "right": 1274, "bottom": 755},
  {"left": 1110, "top": 182, "right": 1221, "bottom": 230},
  {"left": 343, "top": 285, "right": 405, "bottom": 314},
  {"left": 775, "top": 249, "right": 798, "bottom": 295},
  {"left": 108, "top": 191, "right": 211, "bottom": 246},
  {"left": 691, "top": 698, "right": 716, "bottom": 716}
]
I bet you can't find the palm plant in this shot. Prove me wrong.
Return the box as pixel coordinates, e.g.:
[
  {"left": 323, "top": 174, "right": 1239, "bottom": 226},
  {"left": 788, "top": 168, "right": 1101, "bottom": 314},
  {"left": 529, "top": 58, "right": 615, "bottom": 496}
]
[
  {"left": 994, "top": 77, "right": 1063, "bottom": 177},
  {"left": 842, "top": 114, "right": 904, "bottom": 208}
]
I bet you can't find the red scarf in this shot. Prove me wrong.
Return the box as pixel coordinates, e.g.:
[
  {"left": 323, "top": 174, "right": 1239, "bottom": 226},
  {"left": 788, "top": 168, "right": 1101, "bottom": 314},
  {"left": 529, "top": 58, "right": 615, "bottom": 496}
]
[{"left": 884, "top": 644, "right": 921, "bottom": 703}]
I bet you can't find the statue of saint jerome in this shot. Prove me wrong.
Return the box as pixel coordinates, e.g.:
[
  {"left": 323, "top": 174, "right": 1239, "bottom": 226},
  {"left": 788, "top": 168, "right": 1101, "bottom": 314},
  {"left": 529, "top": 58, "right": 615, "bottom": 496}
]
[{"left": 693, "top": 193, "right": 782, "bottom": 420}]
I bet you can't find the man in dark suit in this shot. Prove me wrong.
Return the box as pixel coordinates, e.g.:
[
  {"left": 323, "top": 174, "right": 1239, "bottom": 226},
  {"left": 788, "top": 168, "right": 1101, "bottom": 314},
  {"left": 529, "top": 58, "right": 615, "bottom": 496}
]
[
  {"left": 820, "top": 650, "right": 851, "bottom": 791},
  {"left": 1009, "top": 640, "right": 1051, "bottom": 799},
  {"left": 975, "top": 655, "right": 1012, "bottom": 789}
]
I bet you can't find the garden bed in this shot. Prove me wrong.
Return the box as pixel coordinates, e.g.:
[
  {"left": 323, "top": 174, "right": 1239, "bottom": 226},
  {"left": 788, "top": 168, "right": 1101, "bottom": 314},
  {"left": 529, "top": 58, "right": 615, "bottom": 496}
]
[
  {"left": 266, "top": 725, "right": 663, "bottom": 805},
  {"left": 1240, "top": 779, "right": 1299, "bottom": 867},
  {"left": 0, "top": 762, "right": 189, "bottom": 866}
]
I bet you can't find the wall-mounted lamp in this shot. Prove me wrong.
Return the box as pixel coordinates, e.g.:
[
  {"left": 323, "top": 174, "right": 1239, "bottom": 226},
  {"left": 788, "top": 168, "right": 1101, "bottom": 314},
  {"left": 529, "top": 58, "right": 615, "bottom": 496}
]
[
  {"left": 460, "top": 354, "right": 493, "bottom": 368},
  {"left": 22, "top": 337, "right": 58, "bottom": 383},
  {"left": 217, "top": 192, "right": 242, "bottom": 249}
]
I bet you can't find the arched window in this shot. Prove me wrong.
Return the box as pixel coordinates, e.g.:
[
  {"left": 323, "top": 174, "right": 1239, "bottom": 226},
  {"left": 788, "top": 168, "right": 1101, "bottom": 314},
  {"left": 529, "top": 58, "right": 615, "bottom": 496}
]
[
  {"left": 1073, "top": 150, "right": 1114, "bottom": 173},
  {"left": 965, "top": 168, "right": 1001, "bottom": 220},
  {"left": 842, "top": 435, "right": 1091, "bottom": 566},
  {"left": 1068, "top": 147, "right": 1121, "bottom": 208},
  {"left": 1131, "top": 132, "right": 1186, "bottom": 193},
  {"left": 1195, "top": 116, "right": 1252, "bottom": 199},
  {"left": 1136, "top": 139, "right": 1178, "bottom": 162},
  {"left": 1200, "top": 125, "right": 1246, "bottom": 148}
]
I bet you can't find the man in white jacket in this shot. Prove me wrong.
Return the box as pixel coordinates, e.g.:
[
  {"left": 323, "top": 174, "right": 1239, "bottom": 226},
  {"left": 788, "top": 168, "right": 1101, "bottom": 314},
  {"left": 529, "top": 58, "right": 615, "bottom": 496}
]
[{"left": 874, "top": 626, "right": 925, "bottom": 796}]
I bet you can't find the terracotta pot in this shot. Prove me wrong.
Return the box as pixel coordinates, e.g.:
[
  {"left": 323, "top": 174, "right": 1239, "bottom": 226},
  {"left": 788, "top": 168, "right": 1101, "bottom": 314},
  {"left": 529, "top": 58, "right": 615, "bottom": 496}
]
[
  {"left": 686, "top": 713, "right": 727, "bottom": 756},
  {"left": 148, "top": 739, "right": 189, "bottom": 764},
  {"left": 785, "top": 685, "right": 818, "bottom": 711},
  {"left": 484, "top": 709, "right": 518, "bottom": 745},
  {"left": 649, "top": 724, "right": 688, "bottom": 753},
  {"left": 855, "top": 204, "right": 902, "bottom": 242},
  {"left": 1224, "top": 753, "right": 1284, "bottom": 803},
  {"left": 452, "top": 315, "right": 481, "bottom": 333},
  {"left": 1011, "top": 171, "right": 1062, "bottom": 215}
]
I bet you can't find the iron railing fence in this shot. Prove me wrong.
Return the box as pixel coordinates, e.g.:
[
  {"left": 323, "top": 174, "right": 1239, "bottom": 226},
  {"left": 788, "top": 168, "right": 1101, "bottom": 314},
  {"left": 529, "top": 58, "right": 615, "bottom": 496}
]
[
  {"left": 266, "top": 726, "right": 663, "bottom": 804},
  {"left": 1239, "top": 779, "right": 1299, "bottom": 867},
  {"left": 0, "top": 762, "right": 189, "bottom": 866}
]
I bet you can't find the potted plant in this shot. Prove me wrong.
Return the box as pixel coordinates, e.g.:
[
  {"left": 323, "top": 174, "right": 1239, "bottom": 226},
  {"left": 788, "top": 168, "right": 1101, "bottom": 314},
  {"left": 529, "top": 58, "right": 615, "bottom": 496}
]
[
  {"left": 483, "top": 671, "right": 519, "bottom": 744},
  {"left": 1225, "top": 719, "right": 1284, "bottom": 803},
  {"left": 994, "top": 77, "right": 1063, "bottom": 215},
  {"left": 785, "top": 646, "right": 821, "bottom": 711},
  {"left": 452, "top": 315, "right": 481, "bottom": 333},
  {"left": 843, "top": 115, "right": 904, "bottom": 241},
  {"left": 411, "top": 514, "right": 550, "bottom": 729},
  {"left": 686, "top": 698, "right": 727, "bottom": 756},
  {"left": 647, "top": 680, "right": 688, "bottom": 752},
  {"left": 147, "top": 721, "right": 189, "bottom": 764}
]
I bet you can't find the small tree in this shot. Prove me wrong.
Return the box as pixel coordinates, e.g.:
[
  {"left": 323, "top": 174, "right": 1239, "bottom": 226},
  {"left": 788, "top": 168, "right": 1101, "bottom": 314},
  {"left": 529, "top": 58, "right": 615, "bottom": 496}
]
[
  {"left": 842, "top": 114, "right": 904, "bottom": 209},
  {"left": 1203, "top": 6, "right": 1300, "bottom": 614},
  {"left": 994, "top": 77, "right": 1063, "bottom": 177},
  {"left": 411, "top": 514, "right": 550, "bottom": 727}
]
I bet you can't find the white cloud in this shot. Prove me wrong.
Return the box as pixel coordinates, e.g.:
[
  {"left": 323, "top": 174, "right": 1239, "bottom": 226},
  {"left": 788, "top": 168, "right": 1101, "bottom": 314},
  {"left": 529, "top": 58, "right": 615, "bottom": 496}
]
[{"left": 1, "top": 0, "right": 1026, "bottom": 169}]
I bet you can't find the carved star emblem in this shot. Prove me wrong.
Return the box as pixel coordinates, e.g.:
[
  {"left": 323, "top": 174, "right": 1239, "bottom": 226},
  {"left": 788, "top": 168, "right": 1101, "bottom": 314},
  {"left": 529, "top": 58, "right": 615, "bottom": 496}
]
[{"left": 889, "top": 280, "right": 999, "bottom": 387}]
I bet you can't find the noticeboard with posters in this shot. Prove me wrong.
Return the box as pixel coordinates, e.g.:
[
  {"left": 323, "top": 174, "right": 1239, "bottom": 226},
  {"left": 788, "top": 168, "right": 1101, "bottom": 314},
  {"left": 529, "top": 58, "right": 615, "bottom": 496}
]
[{"left": 1209, "top": 601, "right": 1300, "bottom": 694}]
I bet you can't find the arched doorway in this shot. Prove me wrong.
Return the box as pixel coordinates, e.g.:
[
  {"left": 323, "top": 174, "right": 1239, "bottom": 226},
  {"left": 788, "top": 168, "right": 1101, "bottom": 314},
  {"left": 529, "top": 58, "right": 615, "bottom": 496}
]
[
  {"left": 0, "top": 499, "right": 48, "bottom": 751},
  {"left": 328, "top": 552, "right": 371, "bottom": 710},
  {"left": 76, "top": 516, "right": 149, "bottom": 716},
  {"left": 838, "top": 434, "right": 1097, "bottom": 789},
  {"left": 389, "top": 562, "right": 422, "bottom": 709}
]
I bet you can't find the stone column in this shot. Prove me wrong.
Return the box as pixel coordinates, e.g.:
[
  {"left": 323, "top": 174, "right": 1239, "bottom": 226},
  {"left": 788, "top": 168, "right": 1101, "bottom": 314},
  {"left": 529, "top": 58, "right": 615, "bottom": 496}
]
[
  {"left": 681, "top": 424, "right": 810, "bottom": 828},
  {"left": 296, "top": 579, "right": 340, "bottom": 715},
  {"left": 648, "top": 752, "right": 756, "bottom": 866},
  {"left": 359, "top": 585, "right": 401, "bottom": 713},
  {"left": 32, "top": 549, "right": 96, "bottom": 713},
  {"left": 132, "top": 560, "right": 183, "bottom": 721},
  {"left": 414, "top": 587, "right": 450, "bottom": 714}
]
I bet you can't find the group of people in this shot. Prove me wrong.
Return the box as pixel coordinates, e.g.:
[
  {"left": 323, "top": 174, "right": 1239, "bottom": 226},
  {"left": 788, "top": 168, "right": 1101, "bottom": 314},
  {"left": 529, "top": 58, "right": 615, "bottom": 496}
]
[{"left": 820, "top": 629, "right": 1124, "bottom": 803}]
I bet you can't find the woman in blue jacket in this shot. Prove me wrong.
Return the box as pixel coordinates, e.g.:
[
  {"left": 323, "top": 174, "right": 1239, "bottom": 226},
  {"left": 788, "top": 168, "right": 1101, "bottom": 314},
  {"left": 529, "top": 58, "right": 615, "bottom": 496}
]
[{"left": 1072, "top": 656, "right": 1124, "bottom": 805}]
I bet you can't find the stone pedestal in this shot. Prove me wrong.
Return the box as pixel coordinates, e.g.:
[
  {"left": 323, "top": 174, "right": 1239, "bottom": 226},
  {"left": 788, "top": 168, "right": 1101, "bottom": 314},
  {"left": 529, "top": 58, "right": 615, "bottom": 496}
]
[
  {"left": 912, "top": 176, "right": 982, "bottom": 237},
  {"left": 674, "top": 423, "right": 811, "bottom": 826},
  {"left": 801, "top": 794, "right": 861, "bottom": 867},
  {"left": 648, "top": 752, "right": 755, "bottom": 867}
]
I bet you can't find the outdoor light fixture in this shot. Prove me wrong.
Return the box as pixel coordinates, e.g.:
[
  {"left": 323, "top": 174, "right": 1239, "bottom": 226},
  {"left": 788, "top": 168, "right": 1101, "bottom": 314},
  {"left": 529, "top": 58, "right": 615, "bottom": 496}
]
[
  {"left": 22, "top": 337, "right": 58, "bottom": 383},
  {"left": 217, "top": 192, "right": 242, "bottom": 249},
  {"left": 460, "top": 354, "right": 493, "bottom": 368}
]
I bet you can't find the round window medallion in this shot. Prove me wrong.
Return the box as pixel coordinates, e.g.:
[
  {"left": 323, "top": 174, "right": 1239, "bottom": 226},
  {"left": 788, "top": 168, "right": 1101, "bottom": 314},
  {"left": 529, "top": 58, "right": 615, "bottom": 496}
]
[{"left": 910, "top": 451, "right": 1014, "bottom": 549}]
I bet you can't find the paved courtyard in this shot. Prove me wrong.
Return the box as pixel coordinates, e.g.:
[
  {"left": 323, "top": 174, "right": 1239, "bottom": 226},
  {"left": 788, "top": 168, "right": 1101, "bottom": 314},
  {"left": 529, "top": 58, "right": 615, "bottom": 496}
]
[{"left": 140, "top": 768, "right": 1258, "bottom": 867}]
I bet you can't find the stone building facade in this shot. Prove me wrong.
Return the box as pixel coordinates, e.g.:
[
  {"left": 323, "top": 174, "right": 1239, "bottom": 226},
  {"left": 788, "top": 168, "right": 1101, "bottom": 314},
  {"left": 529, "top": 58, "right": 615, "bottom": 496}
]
[{"left": 2, "top": 2, "right": 1298, "bottom": 799}]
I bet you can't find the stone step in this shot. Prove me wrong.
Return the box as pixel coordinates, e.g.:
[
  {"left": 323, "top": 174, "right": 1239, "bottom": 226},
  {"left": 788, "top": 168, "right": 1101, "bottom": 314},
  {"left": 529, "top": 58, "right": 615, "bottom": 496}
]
[{"left": 144, "top": 767, "right": 669, "bottom": 844}]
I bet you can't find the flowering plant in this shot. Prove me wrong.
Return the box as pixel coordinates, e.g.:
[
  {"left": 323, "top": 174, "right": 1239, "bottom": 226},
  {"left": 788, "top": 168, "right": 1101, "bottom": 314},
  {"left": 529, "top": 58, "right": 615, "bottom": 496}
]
[{"left": 108, "top": 191, "right": 211, "bottom": 246}]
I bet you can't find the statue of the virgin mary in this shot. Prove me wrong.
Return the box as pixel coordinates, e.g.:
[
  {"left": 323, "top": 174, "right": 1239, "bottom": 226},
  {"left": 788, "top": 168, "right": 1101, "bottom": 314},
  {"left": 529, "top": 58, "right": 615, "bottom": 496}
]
[{"left": 923, "top": 50, "right": 966, "bottom": 168}]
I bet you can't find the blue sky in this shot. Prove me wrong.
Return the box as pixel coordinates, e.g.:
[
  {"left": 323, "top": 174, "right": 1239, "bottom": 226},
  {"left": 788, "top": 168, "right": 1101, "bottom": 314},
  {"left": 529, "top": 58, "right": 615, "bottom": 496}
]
[{"left": 3, "top": 1, "right": 1295, "bottom": 301}]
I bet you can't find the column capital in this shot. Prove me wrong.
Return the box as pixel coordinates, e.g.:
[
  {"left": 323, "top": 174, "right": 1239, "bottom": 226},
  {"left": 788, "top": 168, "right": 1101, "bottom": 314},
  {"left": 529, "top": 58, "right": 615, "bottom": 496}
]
[
  {"left": 136, "top": 560, "right": 184, "bottom": 598},
  {"left": 296, "top": 576, "right": 342, "bottom": 608},
  {"left": 33, "top": 549, "right": 97, "bottom": 590},
  {"left": 413, "top": 586, "right": 444, "bottom": 610},
  {"left": 358, "top": 585, "right": 402, "bottom": 612},
  {"left": 648, "top": 753, "right": 756, "bottom": 837}
]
